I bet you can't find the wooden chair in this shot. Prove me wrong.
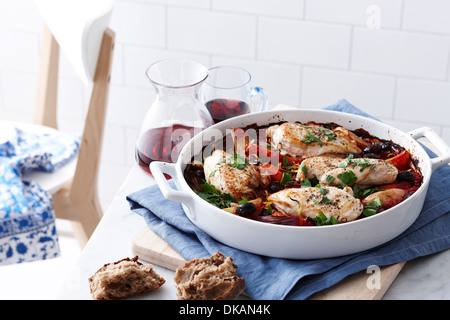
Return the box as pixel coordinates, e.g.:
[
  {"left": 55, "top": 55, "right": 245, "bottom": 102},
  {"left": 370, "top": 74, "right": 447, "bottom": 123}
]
[
  {"left": 32, "top": 1, "right": 115, "bottom": 248},
  {"left": 0, "top": 1, "right": 115, "bottom": 299}
]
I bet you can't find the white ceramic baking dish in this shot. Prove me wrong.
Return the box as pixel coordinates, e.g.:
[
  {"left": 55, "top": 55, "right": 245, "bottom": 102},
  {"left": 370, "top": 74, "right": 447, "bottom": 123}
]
[{"left": 150, "top": 110, "right": 450, "bottom": 259}]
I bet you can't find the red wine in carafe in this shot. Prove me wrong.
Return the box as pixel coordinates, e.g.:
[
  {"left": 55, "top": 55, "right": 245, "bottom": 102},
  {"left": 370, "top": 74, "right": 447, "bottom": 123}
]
[
  {"left": 205, "top": 98, "right": 250, "bottom": 123},
  {"left": 135, "top": 124, "right": 198, "bottom": 176}
]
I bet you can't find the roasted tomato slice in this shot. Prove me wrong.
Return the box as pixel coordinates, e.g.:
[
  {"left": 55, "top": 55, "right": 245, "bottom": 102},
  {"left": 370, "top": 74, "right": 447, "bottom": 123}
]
[
  {"left": 259, "top": 163, "right": 282, "bottom": 181},
  {"left": 247, "top": 143, "right": 301, "bottom": 165},
  {"left": 386, "top": 150, "right": 410, "bottom": 170}
]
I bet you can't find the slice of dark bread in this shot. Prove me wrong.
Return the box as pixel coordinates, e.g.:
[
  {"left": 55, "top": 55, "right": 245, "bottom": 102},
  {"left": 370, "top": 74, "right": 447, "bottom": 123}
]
[
  {"left": 174, "top": 251, "right": 245, "bottom": 300},
  {"left": 89, "top": 256, "right": 165, "bottom": 300}
]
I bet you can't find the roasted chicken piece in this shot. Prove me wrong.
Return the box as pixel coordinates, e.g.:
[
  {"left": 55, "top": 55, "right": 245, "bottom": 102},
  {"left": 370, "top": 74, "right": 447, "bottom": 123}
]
[
  {"left": 362, "top": 188, "right": 408, "bottom": 209},
  {"left": 267, "top": 122, "right": 368, "bottom": 158},
  {"left": 267, "top": 187, "right": 363, "bottom": 223},
  {"left": 203, "top": 150, "right": 270, "bottom": 202},
  {"left": 296, "top": 155, "right": 398, "bottom": 188}
]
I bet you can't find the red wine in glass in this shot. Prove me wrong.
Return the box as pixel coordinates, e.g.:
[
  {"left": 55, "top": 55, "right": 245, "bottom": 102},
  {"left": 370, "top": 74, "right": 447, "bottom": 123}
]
[
  {"left": 205, "top": 98, "right": 250, "bottom": 123},
  {"left": 135, "top": 124, "right": 198, "bottom": 177}
]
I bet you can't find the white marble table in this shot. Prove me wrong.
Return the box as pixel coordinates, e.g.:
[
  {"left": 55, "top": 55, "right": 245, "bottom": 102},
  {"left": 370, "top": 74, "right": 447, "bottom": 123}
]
[{"left": 57, "top": 164, "right": 450, "bottom": 300}]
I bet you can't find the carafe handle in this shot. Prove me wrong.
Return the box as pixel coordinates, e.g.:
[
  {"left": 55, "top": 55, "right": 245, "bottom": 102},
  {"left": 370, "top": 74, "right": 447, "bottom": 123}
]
[{"left": 251, "top": 86, "right": 268, "bottom": 112}]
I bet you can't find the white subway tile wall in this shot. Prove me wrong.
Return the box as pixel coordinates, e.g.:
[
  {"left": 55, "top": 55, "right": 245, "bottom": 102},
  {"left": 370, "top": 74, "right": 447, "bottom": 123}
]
[
  {"left": 351, "top": 28, "right": 449, "bottom": 79},
  {"left": 258, "top": 18, "right": 352, "bottom": 68},
  {"left": 301, "top": 67, "right": 396, "bottom": 117},
  {"left": 1, "top": 0, "right": 450, "bottom": 211},
  {"left": 305, "top": 0, "right": 403, "bottom": 28},
  {"left": 403, "top": 0, "right": 450, "bottom": 34}
]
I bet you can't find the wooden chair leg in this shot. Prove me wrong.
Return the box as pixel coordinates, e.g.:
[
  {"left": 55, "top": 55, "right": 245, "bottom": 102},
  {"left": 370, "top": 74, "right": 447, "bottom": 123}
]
[
  {"left": 66, "top": 29, "right": 115, "bottom": 247},
  {"left": 31, "top": 16, "right": 115, "bottom": 250},
  {"left": 52, "top": 186, "right": 103, "bottom": 248},
  {"left": 34, "top": 24, "right": 59, "bottom": 129},
  {"left": 70, "top": 197, "right": 103, "bottom": 247}
]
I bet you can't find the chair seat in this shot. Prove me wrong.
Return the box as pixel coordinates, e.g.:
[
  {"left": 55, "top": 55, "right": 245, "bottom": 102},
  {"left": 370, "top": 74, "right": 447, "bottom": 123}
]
[{"left": 0, "top": 120, "right": 77, "bottom": 194}]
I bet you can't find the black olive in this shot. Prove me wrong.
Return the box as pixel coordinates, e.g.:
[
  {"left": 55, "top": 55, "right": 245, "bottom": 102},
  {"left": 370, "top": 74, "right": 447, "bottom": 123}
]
[
  {"left": 363, "top": 142, "right": 383, "bottom": 154},
  {"left": 235, "top": 202, "right": 256, "bottom": 216},
  {"left": 381, "top": 142, "right": 392, "bottom": 152},
  {"left": 397, "top": 171, "right": 417, "bottom": 182},
  {"left": 363, "top": 153, "right": 380, "bottom": 159},
  {"left": 195, "top": 168, "right": 205, "bottom": 179},
  {"left": 269, "top": 183, "right": 285, "bottom": 193},
  {"left": 390, "top": 142, "right": 402, "bottom": 151}
]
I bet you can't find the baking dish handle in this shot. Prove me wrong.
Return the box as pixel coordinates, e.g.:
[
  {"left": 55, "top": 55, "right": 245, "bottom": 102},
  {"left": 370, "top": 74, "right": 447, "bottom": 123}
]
[
  {"left": 150, "top": 161, "right": 197, "bottom": 221},
  {"left": 409, "top": 127, "right": 450, "bottom": 172}
]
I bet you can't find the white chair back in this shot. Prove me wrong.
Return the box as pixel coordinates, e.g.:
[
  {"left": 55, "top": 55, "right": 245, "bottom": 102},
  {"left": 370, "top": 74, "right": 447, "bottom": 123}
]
[{"left": 34, "top": 0, "right": 115, "bottom": 85}]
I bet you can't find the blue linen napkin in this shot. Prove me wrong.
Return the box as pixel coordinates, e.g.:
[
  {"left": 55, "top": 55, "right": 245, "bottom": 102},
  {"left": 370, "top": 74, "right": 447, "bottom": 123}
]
[
  {"left": 126, "top": 99, "right": 450, "bottom": 299},
  {"left": 0, "top": 128, "right": 79, "bottom": 265}
]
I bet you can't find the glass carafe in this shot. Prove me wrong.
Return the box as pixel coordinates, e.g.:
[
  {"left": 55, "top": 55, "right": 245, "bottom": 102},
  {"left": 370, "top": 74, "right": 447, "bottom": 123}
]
[{"left": 135, "top": 59, "right": 213, "bottom": 175}]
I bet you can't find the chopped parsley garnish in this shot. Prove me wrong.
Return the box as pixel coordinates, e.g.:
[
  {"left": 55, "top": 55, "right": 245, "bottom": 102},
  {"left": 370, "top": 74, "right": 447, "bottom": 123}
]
[
  {"left": 336, "top": 155, "right": 378, "bottom": 187},
  {"left": 195, "top": 182, "right": 234, "bottom": 209},
  {"left": 311, "top": 187, "right": 331, "bottom": 204},
  {"left": 300, "top": 178, "right": 311, "bottom": 187},
  {"left": 301, "top": 177, "right": 319, "bottom": 188},
  {"left": 282, "top": 155, "right": 291, "bottom": 169},
  {"left": 319, "top": 128, "right": 336, "bottom": 141},
  {"left": 227, "top": 153, "right": 249, "bottom": 170},
  {"left": 209, "top": 169, "right": 217, "bottom": 177},
  {"left": 363, "top": 197, "right": 382, "bottom": 216},
  {"left": 337, "top": 170, "right": 357, "bottom": 186},
  {"left": 353, "top": 159, "right": 373, "bottom": 172},
  {"left": 280, "top": 172, "right": 294, "bottom": 185},
  {"left": 351, "top": 183, "right": 363, "bottom": 198},
  {"left": 238, "top": 197, "right": 248, "bottom": 205},
  {"left": 197, "top": 181, "right": 217, "bottom": 194},
  {"left": 326, "top": 175, "right": 335, "bottom": 184},
  {"left": 300, "top": 162, "right": 307, "bottom": 175},
  {"left": 352, "top": 184, "right": 383, "bottom": 199},
  {"left": 266, "top": 203, "right": 273, "bottom": 215},
  {"left": 338, "top": 154, "right": 354, "bottom": 168},
  {"left": 301, "top": 128, "right": 323, "bottom": 147},
  {"left": 311, "top": 211, "right": 339, "bottom": 226},
  {"left": 321, "top": 197, "right": 332, "bottom": 204},
  {"left": 319, "top": 187, "right": 329, "bottom": 196},
  {"left": 339, "top": 154, "right": 376, "bottom": 172}
]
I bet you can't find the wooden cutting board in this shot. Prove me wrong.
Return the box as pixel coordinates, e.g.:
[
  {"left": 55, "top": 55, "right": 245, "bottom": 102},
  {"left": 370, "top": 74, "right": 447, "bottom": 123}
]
[{"left": 131, "top": 226, "right": 405, "bottom": 300}]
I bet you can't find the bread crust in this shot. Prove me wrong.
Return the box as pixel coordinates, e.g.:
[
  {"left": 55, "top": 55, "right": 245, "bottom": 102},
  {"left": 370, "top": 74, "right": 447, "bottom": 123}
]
[
  {"left": 89, "top": 256, "right": 165, "bottom": 300},
  {"left": 174, "top": 251, "right": 245, "bottom": 300}
]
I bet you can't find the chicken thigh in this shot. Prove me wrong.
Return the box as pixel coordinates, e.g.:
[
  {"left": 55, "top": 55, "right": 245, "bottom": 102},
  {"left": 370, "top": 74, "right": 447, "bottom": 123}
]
[
  {"left": 296, "top": 155, "right": 398, "bottom": 188},
  {"left": 203, "top": 150, "right": 270, "bottom": 202},
  {"left": 267, "top": 187, "right": 363, "bottom": 223}
]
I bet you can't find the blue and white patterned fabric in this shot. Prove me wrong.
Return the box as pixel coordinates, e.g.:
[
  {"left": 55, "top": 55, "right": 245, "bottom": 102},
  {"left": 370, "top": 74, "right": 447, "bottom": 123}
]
[{"left": 0, "top": 127, "right": 79, "bottom": 265}]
